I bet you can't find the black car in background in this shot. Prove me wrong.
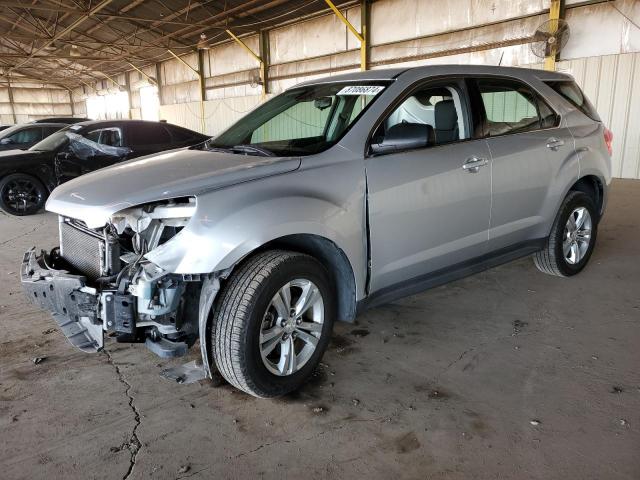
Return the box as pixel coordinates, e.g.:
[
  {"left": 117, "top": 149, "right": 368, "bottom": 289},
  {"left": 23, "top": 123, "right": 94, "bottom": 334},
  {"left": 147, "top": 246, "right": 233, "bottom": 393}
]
[
  {"left": 0, "top": 120, "right": 210, "bottom": 215},
  {"left": 0, "top": 123, "right": 67, "bottom": 151}
]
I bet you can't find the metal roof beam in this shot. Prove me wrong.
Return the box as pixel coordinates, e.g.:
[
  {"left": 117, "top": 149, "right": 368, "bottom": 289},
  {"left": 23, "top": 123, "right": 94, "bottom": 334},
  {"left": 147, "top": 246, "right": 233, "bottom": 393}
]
[{"left": 8, "top": 0, "right": 114, "bottom": 72}]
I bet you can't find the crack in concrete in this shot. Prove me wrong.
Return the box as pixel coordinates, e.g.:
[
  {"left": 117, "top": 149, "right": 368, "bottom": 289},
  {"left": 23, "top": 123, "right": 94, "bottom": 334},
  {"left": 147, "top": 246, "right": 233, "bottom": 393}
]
[
  {"left": 232, "top": 423, "right": 348, "bottom": 459},
  {"left": 0, "top": 222, "right": 46, "bottom": 247},
  {"left": 103, "top": 349, "right": 142, "bottom": 480}
]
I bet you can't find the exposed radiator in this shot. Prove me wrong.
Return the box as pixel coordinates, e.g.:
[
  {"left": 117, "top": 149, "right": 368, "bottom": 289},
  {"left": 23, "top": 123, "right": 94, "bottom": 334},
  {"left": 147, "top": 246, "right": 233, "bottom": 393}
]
[{"left": 59, "top": 220, "right": 120, "bottom": 280}]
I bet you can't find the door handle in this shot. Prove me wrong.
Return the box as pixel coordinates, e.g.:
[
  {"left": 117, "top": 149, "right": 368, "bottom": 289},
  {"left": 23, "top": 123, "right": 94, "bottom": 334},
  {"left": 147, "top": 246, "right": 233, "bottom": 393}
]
[
  {"left": 546, "top": 137, "right": 565, "bottom": 151},
  {"left": 462, "top": 156, "right": 488, "bottom": 173}
]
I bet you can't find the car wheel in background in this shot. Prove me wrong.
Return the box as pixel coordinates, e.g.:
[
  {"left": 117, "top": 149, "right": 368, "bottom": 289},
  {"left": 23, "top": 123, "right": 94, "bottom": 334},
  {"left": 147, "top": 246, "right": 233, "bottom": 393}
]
[
  {"left": 0, "top": 173, "right": 47, "bottom": 216},
  {"left": 534, "top": 191, "right": 598, "bottom": 277},
  {"left": 212, "top": 250, "right": 335, "bottom": 398}
]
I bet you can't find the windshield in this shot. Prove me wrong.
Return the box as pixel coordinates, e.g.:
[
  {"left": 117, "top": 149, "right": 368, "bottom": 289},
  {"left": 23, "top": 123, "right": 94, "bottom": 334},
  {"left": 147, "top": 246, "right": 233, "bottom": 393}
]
[
  {"left": 29, "top": 127, "right": 71, "bottom": 152},
  {"left": 0, "top": 124, "right": 25, "bottom": 140},
  {"left": 209, "top": 82, "right": 389, "bottom": 156}
]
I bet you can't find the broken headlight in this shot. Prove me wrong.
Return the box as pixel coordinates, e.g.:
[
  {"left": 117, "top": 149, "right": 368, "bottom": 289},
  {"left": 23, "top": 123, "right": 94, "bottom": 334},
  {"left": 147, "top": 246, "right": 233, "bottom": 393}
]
[{"left": 109, "top": 197, "right": 196, "bottom": 255}]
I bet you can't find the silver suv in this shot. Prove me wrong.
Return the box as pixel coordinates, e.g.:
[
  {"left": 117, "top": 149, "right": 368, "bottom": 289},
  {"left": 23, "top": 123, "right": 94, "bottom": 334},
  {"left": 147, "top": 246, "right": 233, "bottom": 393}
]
[{"left": 21, "top": 65, "right": 612, "bottom": 397}]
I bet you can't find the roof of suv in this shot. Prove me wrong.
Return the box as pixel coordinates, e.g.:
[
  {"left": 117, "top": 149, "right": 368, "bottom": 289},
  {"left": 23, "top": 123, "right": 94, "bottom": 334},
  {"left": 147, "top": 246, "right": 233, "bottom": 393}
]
[{"left": 296, "top": 64, "right": 572, "bottom": 87}]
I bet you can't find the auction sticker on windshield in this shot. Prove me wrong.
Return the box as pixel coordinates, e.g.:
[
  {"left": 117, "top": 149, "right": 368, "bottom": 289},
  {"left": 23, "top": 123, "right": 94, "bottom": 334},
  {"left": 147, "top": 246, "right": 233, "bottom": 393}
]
[{"left": 337, "top": 86, "right": 385, "bottom": 96}]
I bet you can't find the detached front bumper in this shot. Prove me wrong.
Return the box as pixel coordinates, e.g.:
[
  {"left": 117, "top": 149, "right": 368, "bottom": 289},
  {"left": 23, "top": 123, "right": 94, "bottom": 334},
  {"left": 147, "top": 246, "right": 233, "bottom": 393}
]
[{"left": 21, "top": 248, "right": 103, "bottom": 352}]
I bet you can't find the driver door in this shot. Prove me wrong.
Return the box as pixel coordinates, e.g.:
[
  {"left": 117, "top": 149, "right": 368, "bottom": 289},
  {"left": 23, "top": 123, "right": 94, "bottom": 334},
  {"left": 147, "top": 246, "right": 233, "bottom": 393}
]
[
  {"left": 365, "top": 80, "right": 492, "bottom": 295},
  {"left": 56, "top": 126, "right": 127, "bottom": 183}
]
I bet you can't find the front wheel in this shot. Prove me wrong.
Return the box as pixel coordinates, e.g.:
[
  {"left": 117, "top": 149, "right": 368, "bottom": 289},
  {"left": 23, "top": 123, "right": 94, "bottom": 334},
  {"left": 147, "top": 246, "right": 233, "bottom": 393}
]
[
  {"left": 212, "top": 250, "right": 335, "bottom": 398},
  {"left": 534, "top": 191, "right": 598, "bottom": 277},
  {"left": 0, "top": 173, "right": 47, "bottom": 216}
]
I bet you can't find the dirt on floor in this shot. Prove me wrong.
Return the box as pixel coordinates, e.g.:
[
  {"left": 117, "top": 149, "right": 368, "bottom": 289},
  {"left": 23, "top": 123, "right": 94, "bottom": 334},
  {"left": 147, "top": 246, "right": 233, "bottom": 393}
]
[{"left": 0, "top": 179, "right": 639, "bottom": 480}]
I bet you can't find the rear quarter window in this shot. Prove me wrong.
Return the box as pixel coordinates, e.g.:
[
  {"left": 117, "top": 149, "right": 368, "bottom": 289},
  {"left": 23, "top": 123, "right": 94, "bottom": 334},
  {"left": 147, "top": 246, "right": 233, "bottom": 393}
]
[{"left": 545, "top": 80, "right": 600, "bottom": 121}]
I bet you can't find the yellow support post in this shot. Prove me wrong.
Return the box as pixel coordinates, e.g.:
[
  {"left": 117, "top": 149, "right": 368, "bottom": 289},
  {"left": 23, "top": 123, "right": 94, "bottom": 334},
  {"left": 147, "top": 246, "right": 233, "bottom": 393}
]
[
  {"left": 324, "top": 0, "right": 367, "bottom": 71},
  {"left": 544, "top": 0, "right": 562, "bottom": 71},
  {"left": 127, "top": 62, "right": 157, "bottom": 86},
  {"left": 168, "top": 49, "right": 206, "bottom": 134},
  {"left": 226, "top": 29, "right": 267, "bottom": 100},
  {"left": 101, "top": 72, "right": 123, "bottom": 89}
]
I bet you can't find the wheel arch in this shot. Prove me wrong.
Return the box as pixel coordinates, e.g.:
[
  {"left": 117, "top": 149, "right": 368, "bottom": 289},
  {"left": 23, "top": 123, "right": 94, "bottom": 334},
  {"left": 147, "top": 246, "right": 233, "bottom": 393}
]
[
  {"left": 244, "top": 233, "right": 357, "bottom": 323},
  {"left": 0, "top": 166, "right": 55, "bottom": 193},
  {"left": 568, "top": 174, "right": 604, "bottom": 216}
]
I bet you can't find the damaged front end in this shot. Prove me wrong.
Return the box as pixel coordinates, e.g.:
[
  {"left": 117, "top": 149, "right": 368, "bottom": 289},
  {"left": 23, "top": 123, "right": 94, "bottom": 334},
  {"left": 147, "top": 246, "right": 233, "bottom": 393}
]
[{"left": 21, "top": 197, "right": 213, "bottom": 362}]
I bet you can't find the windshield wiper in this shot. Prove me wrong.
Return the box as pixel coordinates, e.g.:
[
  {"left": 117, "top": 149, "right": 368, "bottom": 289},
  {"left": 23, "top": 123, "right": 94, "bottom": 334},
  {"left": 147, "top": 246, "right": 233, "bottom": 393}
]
[
  {"left": 205, "top": 143, "right": 275, "bottom": 157},
  {"left": 230, "top": 145, "right": 275, "bottom": 157}
]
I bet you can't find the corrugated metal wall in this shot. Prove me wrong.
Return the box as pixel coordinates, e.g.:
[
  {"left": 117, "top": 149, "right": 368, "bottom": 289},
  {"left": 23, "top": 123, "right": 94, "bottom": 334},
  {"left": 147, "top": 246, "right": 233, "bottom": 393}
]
[
  {"left": 563, "top": 53, "right": 640, "bottom": 179},
  {"left": 0, "top": 84, "right": 72, "bottom": 124},
  {"left": 2, "top": 0, "right": 637, "bottom": 178},
  {"left": 528, "top": 52, "right": 640, "bottom": 179}
]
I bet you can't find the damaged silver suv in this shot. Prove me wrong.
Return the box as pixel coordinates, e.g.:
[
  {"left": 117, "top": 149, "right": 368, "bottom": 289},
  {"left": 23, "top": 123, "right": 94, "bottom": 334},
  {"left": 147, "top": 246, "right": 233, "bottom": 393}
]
[{"left": 21, "top": 66, "right": 612, "bottom": 397}]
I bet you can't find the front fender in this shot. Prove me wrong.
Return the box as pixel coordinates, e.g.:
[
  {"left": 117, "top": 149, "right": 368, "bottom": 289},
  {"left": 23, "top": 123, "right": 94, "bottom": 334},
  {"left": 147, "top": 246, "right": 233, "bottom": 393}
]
[{"left": 145, "top": 163, "right": 367, "bottom": 296}]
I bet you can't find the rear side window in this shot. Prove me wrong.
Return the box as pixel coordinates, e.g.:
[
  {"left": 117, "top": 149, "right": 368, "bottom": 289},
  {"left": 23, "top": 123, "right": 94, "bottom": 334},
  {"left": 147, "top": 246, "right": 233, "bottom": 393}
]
[
  {"left": 476, "top": 79, "right": 559, "bottom": 136},
  {"left": 127, "top": 123, "right": 171, "bottom": 145},
  {"left": 545, "top": 80, "right": 600, "bottom": 121}
]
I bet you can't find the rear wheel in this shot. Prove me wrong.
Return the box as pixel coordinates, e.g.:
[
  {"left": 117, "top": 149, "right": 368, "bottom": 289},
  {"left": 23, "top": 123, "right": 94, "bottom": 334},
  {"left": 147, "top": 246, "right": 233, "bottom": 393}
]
[
  {"left": 534, "top": 191, "right": 598, "bottom": 276},
  {"left": 212, "top": 250, "right": 335, "bottom": 398},
  {"left": 0, "top": 173, "right": 47, "bottom": 216}
]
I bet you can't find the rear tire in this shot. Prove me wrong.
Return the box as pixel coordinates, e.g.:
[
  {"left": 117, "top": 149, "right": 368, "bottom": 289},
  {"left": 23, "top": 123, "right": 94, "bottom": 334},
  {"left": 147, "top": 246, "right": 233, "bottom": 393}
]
[
  {"left": 534, "top": 191, "right": 598, "bottom": 277},
  {"left": 0, "top": 173, "right": 47, "bottom": 216},
  {"left": 212, "top": 250, "right": 335, "bottom": 398}
]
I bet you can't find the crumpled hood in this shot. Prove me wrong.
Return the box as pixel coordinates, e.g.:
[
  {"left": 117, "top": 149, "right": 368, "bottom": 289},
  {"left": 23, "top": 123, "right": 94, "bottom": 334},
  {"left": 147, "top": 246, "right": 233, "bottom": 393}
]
[
  {"left": 0, "top": 149, "right": 45, "bottom": 161},
  {"left": 46, "top": 148, "right": 301, "bottom": 228}
]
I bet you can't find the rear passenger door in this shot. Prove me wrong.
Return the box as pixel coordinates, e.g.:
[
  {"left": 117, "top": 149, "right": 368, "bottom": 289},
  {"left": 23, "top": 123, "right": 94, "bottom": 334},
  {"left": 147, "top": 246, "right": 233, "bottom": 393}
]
[
  {"left": 470, "top": 78, "right": 576, "bottom": 251},
  {"left": 124, "top": 123, "right": 174, "bottom": 157}
]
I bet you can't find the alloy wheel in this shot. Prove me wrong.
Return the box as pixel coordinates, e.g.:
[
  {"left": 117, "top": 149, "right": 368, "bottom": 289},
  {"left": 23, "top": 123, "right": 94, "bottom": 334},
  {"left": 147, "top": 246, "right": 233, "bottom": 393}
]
[
  {"left": 1, "top": 178, "right": 42, "bottom": 214},
  {"left": 563, "top": 206, "right": 592, "bottom": 264},
  {"left": 259, "top": 278, "right": 324, "bottom": 376}
]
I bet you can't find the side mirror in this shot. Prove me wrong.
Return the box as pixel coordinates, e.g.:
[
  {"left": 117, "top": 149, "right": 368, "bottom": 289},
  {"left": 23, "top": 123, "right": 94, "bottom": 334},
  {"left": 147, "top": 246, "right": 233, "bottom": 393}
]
[
  {"left": 314, "top": 97, "right": 333, "bottom": 110},
  {"left": 370, "top": 123, "right": 433, "bottom": 155},
  {"left": 0, "top": 138, "right": 13, "bottom": 145}
]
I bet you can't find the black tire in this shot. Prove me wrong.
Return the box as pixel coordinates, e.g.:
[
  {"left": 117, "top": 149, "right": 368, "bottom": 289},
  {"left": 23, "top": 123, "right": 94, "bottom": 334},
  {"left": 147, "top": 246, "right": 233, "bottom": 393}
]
[
  {"left": 0, "top": 173, "right": 47, "bottom": 216},
  {"left": 534, "top": 191, "right": 599, "bottom": 277},
  {"left": 212, "top": 250, "right": 335, "bottom": 398}
]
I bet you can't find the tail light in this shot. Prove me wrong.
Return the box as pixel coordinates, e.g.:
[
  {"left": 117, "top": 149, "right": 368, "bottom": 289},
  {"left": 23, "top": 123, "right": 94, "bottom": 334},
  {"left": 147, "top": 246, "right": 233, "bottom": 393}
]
[{"left": 604, "top": 127, "right": 613, "bottom": 156}]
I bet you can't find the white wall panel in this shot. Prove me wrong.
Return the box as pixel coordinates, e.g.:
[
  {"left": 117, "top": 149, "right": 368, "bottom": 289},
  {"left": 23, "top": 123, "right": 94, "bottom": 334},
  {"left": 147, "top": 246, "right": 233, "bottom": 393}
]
[
  {"left": 270, "top": 9, "right": 354, "bottom": 64},
  {"left": 547, "top": 53, "right": 640, "bottom": 179},
  {"left": 159, "top": 96, "right": 264, "bottom": 136},
  {"left": 370, "top": 0, "right": 547, "bottom": 45},
  {"left": 205, "top": 34, "right": 261, "bottom": 77},
  {"left": 563, "top": 1, "right": 640, "bottom": 60}
]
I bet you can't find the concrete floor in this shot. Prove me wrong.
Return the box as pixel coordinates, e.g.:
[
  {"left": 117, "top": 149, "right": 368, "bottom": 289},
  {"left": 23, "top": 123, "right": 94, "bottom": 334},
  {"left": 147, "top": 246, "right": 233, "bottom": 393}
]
[{"left": 0, "top": 179, "right": 639, "bottom": 480}]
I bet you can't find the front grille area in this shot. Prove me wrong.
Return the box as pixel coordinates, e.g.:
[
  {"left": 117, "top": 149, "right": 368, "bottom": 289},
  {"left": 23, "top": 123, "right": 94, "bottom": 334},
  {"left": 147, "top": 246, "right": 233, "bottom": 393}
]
[{"left": 59, "top": 220, "right": 119, "bottom": 280}]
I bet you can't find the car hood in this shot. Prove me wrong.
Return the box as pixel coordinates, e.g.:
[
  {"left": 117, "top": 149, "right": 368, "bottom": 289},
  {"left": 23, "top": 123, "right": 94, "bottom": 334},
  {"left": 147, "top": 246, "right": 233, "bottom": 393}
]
[
  {"left": 0, "top": 148, "right": 46, "bottom": 160},
  {"left": 46, "top": 148, "right": 301, "bottom": 228}
]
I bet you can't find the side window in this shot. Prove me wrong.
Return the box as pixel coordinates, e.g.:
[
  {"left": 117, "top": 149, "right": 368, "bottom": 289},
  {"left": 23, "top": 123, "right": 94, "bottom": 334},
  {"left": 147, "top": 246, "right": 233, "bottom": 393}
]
[
  {"left": 7, "top": 127, "right": 42, "bottom": 144},
  {"left": 477, "top": 79, "right": 557, "bottom": 136},
  {"left": 545, "top": 80, "right": 599, "bottom": 121},
  {"left": 371, "top": 84, "right": 469, "bottom": 152},
  {"left": 127, "top": 124, "right": 171, "bottom": 145},
  {"left": 84, "top": 127, "right": 123, "bottom": 147}
]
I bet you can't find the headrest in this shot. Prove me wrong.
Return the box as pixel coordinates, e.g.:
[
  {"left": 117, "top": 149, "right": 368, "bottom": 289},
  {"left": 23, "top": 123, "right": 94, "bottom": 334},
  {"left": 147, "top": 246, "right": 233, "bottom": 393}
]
[
  {"left": 385, "top": 122, "right": 435, "bottom": 148},
  {"left": 435, "top": 100, "right": 458, "bottom": 130}
]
